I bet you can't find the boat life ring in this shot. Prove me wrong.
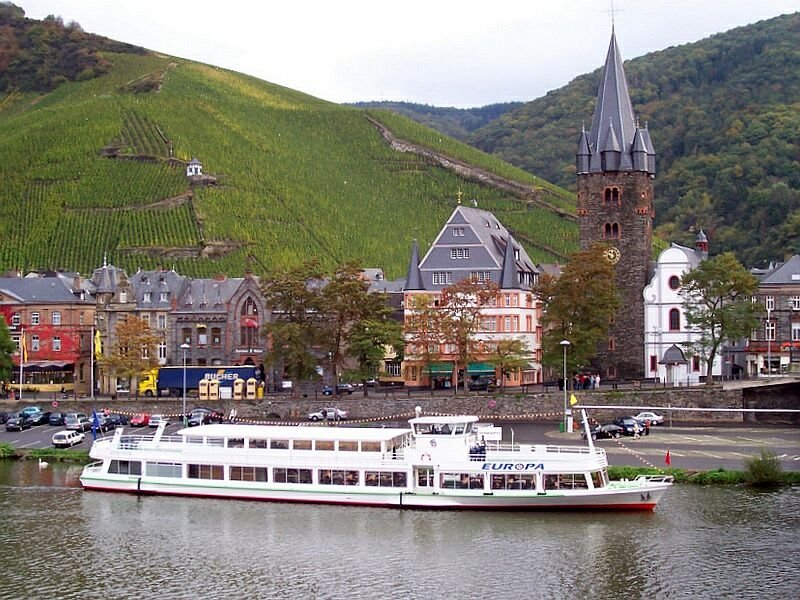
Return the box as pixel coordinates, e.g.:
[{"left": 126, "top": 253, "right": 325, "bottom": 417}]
[{"left": 421, "top": 453, "right": 432, "bottom": 462}]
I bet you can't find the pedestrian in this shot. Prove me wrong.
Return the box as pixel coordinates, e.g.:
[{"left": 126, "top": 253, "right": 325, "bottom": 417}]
[
  {"left": 644, "top": 419, "right": 651, "bottom": 436},
  {"left": 595, "top": 373, "right": 601, "bottom": 389}
]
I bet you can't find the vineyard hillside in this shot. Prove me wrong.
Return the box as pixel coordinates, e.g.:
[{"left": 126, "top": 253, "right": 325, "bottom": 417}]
[{"left": 0, "top": 14, "right": 577, "bottom": 278}]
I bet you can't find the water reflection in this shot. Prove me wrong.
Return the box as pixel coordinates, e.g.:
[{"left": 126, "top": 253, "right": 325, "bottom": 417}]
[{"left": 0, "top": 462, "right": 798, "bottom": 599}]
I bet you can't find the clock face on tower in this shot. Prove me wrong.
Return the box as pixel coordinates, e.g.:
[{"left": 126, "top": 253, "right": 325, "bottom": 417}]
[{"left": 604, "top": 246, "right": 621, "bottom": 264}]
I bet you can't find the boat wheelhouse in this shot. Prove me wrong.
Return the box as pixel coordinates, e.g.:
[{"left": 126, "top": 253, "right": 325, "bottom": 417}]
[{"left": 80, "top": 414, "right": 672, "bottom": 510}]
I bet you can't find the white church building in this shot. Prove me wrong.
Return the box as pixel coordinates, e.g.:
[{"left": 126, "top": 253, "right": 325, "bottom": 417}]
[{"left": 643, "top": 231, "right": 723, "bottom": 385}]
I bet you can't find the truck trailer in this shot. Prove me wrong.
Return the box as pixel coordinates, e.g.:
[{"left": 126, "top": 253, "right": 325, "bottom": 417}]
[{"left": 138, "top": 366, "right": 260, "bottom": 398}]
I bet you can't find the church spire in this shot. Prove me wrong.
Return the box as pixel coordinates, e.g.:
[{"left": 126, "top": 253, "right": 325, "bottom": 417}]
[
  {"left": 405, "top": 239, "right": 423, "bottom": 290},
  {"left": 579, "top": 29, "right": 654, "bottom": 174}
]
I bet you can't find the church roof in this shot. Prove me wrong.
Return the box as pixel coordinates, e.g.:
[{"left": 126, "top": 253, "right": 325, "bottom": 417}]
[{"left": 759, "top": 255, "right": 800, "bottom": 285}]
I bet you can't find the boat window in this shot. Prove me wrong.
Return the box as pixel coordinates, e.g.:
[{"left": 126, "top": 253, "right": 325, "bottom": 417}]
[
  {"left": 146, "top": 462, "right": 182, "bottom": 478},
  {"left": 441, "top": 472, "right": 484, "bottom": 489},
  {"left": 338, "top": 441, "right": 358, "bottom": 452},
  {"left": 230, "top": 466, "right": 268, "bottom": 482},
  {"left": 292, "top": 440, "right": 312, "bottom": 450},
  {"left": 227, "top": 438, "right": 245, "bottom": 448},
  {"left": 417, "top": 468, "right": 433, "bottom": 487},
  {"left": 414, "top": 424, "right": 434, "bottom": 435},
  {"left": 365, "top": 471, "right": 407, "bottom": 487},
  {"left": 591, "top": 471, "right": 604, "bottom": 489},
  {"left": 314, "top": 440, "right": 334, "bottom": 451},
  {"left": 453, "top": 423, "right": 466, "bottom": 435},
  {"left": 490, "top": 473, "right": 535, "bottom": 490},
  {"left": 250, "top": 439, "right": 268, "bottom": 449},
  {"left": 318, "top": 469, "right": 359, "bottom": 485},
  {"left": 187, "top": 437, "right": 204, "bottom": 445},
  {"left": 188, "top": 464, "right": 224, "bottom": 480},
  {"left": 270, "top": 439, "right": 289, "bottom": 450},
  {"left": 544, "top": 474, "right": 590, "bottom": 490},
  {"left": 108, "top": 460, "right": 141, "bottom": 475},
  {"left": 206, "top": 437, "right": 224, "bottom": 447},
  {"left": 360, "top": 441, "right": 381, "bottom": 452},
  {"left": 273, "top": 468, "right": 312, "bottom": 484}
]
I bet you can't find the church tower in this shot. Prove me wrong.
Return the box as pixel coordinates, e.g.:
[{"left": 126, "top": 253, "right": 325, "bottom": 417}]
[{"left": 576, "top": 29, "right": 655, "bottom": 380}]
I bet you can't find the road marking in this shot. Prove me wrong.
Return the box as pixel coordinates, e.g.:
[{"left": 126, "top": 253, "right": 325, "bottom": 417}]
[
  {"left": 793, "top": 456, "right": 800, "bottom": 461},
  {"left": 695, "top": 450, "right": 724, "bottom": 459},
  {"left": 17, "top": 442, "right": 39, "bottom": 448}
]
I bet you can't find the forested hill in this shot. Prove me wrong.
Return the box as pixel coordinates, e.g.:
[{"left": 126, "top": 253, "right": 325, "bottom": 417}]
[
  {"left": 349, "top": 101, "right": 522, "bottom": 141},
  {"left": 470, "top": 13, "right": 800, "bottom": 267},
  {"left": 362, "top": 14, "right": 799, "bottom": 267},
  {"left": 0, "top": 5, "right": 576, "bottom": 279},
  {"left": 0, "top": 2, "right": 145, "bottom": 93}
]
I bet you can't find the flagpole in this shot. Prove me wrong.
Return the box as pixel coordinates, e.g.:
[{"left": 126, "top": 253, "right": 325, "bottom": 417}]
[
  {"left": 19, "top": 327, "right": 24, "bottom": 401},
  {"left": 90, "top": 326, "right": 95, "bottom": 402}
]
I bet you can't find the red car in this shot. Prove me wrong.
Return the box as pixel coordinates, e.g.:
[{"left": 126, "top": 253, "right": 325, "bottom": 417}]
[{"left": 130, "top": 413, "right": 150, "bottom": 427}]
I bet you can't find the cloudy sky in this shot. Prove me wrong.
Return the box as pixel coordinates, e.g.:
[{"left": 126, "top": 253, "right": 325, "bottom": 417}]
[{"left": 19, "top": 0, "right": 799, "bottom": 107}]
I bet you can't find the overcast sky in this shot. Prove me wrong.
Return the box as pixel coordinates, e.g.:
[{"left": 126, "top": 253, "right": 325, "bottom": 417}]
[{"left": 18, "top": 0, "right": 799, "bottom": 107}]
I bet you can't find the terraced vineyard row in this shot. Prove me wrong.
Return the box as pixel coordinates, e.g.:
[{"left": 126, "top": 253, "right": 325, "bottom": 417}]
[{"left": 119, "top": 109, "right": 171, "bottom": 157}]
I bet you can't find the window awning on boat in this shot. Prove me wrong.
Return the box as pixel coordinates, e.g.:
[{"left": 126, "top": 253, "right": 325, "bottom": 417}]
[
  {"left": 423, "top": 362, "right": 453, "bottom": 375},
  {"left": 467, "top": 362, "right": 495, "bottom": 375}
]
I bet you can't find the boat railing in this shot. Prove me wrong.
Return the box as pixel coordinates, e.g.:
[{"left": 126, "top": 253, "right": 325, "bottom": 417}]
[
  {"left": 483, "top": 441, "right": 602, "bottom": 456},
  {"left": 634, "top": 474, "right": 675, "bottom": 484}
]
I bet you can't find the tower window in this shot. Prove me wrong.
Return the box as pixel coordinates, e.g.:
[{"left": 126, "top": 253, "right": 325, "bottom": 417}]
[
  {"left": 668, "top": 275, "right": 680, "bottom": 290},
  {"left": 603, "top": 187, "right": 620, "bottom": 205},
  {"left": 608, "top": 337, "right": 615, "bottom": 351},
  {"left": 603, "top": 223, "right": 620, "bottom": 239}
]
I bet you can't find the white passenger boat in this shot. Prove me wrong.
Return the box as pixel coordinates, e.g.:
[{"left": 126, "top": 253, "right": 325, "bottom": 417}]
[{"left": 80, "top": 413, "right": 673, "bottom": 510}]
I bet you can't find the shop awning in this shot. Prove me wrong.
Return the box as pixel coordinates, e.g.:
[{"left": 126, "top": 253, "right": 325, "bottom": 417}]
[
  {"left": 423, "top": 362, "right": 454, "bottom": 375},
  {"left": 467, "top": 362, "right": 496, "bottom": 375}
]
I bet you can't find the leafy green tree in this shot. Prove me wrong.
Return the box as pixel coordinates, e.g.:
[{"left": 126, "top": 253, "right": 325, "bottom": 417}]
[
  {"left": 488, "top": 338, "right": 531, "bottom": 393},
  {"left": 679, "top": 252, "right": 762, "bottom": 385},
  {"left": 439, "top": 279, "right": 499, "bottom": 393},
  {"left": 0, "top": 315, "right": 16, "bottom": 383},
  {"left": 347, "top": 316, "right": 404, "bottom": 396},
  {"left": 99, "top": 317, "right": 160, "bottom": 399},
  {"left": 261, "top": 260, "right": 326, "bottom": 397},
  {"left": 536, "top": 244, "right": 619, "bottom": 376},
  {"left": 404, "top": 294, "right": 444, "bottom": 390}
]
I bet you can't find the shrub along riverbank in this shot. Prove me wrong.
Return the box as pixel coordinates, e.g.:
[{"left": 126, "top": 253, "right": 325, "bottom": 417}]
[{"left": 2, "top": 443, "right": 797, "bottom": 486}]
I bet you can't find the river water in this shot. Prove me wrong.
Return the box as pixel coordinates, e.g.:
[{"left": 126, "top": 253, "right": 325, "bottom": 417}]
[{"left": 0, "top": 460, "right": 798, "bottom": 600}]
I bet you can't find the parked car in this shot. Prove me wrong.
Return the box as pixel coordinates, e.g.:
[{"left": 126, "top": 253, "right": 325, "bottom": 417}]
[
  {"left": 48, "top": 412, "right": 66, "bottom": 426},
  {"left": 365, "top": 378, "right": 378, "bottom": 387},
  {"left": 613, "top": 416, "right": 644, "bottom": 436},
  {"left": 148, "top": 414, "right": 169, "bottom": 428},
  {"left": 130, "top": 413, "right": 150, "bottom": 427},
  {"left": 65, "top": 415, "right": 91, "bottom": 432},
  {"left": 308, "top": 407, "right": 349, "bottom": 421},
  {"left": 322, "top": 383, "right": 354, "bottom": 396},
  {"left": 20, "top": 406, "right": 43, "bottom": 419},
  {"left": 0, "top": 411, "right": 10, "bottom": 424},
  {"left": 52, "top": 430, "right": 85, "bottom": 448},
  {"left": 582, "top": 423, "right": 624, "bottom": 440},
  {"left": 106, "top": 414, "right": 128, "bottom": 427},
  {"left": 91, "top": 414, "right": 112, "bottom": 432},
  {"left": 187, "top": 408, "right": 224, "bottom": 427},
  {"left": 634, "top": 411, "right": 664, "bottom": 426},
  {"left": 468, "top": 377, "right": 496, "bottom": 392},
  {"left": 27, "top": 411, "right": 50, "bottom": 425},
  {"left": 5, "top": 414, "right": 32, "bottom": 431}
]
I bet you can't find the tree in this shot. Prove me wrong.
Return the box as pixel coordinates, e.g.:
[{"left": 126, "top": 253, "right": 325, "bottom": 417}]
[
  {"left": 347, "top": 316, "right": 404, "bottom": 396},
  {"left": 0, "top": 315, "right": 16, "bottom": 383},
  {"left": 536, "top": 244, "right": 619, "bottom": 376},
  {"left": 488, "top": 338, "right": 531, "bottom": 392},
  {"left": 439, "top": 279, "right": 499, "bottom": 393},
  {"left": 261, "top": 260, "right": 326, "bottom": 397},
  {"left": 679, "top": 252, "right": 761, "bottom": 385},
  {"left": 404, "top": 294, "right": 444, "bottom": 390},
  {"left": 99, "top": 317, "right": 160, "bottom": 399}
]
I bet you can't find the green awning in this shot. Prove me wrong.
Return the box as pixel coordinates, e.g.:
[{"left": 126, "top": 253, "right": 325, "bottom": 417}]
[
  {"left": 467, "top": 362, "right": 496, "bottom": 375},
  {"left": 423, "top": 362, "right": 454, "bottom": 375}
]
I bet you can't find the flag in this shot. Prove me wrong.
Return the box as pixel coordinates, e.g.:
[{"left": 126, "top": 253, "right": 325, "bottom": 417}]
[
  {"left": 94, "top": 330, "right": 102, "bottom": 359},
  {"left": 569, "top": 393, "right": 578, "bottom": 406},
  {"left": 91, "top": 409, "right": 100, "bottom": 440},
  {"left": 20, "top": 330, "right": 28, "bottom": 363},
  {"left": 665, "top": 449, "right": 671, "bottom": 466}
]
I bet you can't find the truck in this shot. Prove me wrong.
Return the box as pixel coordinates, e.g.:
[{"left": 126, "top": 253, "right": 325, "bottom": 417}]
[{"left": 138, "top": 366, "right": 260, "bottom": 398}]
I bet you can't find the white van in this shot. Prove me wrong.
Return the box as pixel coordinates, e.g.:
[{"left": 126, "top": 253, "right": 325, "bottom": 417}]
[{"left": 52, "top": 430, "right": 85, "bottom": 448}]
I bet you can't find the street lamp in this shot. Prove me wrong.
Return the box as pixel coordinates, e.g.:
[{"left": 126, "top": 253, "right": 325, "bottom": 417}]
[
  {"left": 766, "top": 308, "right": 772, "bottom": 380},
  {"left": 560, "top": 339, "right": 571, "bottom": 432},
  {"left": 181, "top": 343, "right": 190, "bottom": 426}
]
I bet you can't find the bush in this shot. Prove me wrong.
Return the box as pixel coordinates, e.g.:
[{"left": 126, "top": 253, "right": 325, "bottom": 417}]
[
  {"left": 743, "top": 448, "right": 784, "bottom": 486},
  {"left": 687, "top": 468, "right": 744, "bottom": 485},
  {"left": 0, "top": 442, "right": 16, "bottom": 458}
]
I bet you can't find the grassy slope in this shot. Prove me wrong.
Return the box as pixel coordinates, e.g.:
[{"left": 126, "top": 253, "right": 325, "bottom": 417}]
[{"left": 0, "top": 53, "right": 576, "bottom": 278}]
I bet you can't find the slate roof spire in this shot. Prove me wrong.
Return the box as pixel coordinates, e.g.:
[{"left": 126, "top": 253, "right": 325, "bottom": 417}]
[
  {"left": 405, "top": 239, "right": 423, "bottom": 290},
  {"left": 579, "top": 29, "right": 655, "bottom": 175},
  {"left": 500, "top": 235, "right": 518, "bottom": 289}
]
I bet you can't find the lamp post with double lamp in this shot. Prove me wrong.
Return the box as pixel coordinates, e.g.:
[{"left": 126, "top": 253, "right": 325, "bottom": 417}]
[
  {"left": 560, "top": 339, "right": 570, "bottom": 432},
  {"left": 181, "top": 343, "right": 190, "bottom": 426},
  {"left": 766, "top": 308, "right": 772, "bottom": 380}
]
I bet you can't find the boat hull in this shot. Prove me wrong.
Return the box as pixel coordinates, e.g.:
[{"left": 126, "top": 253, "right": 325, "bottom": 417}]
[{"left": 80, "top": 474, "right": 669, "bottom": 511}]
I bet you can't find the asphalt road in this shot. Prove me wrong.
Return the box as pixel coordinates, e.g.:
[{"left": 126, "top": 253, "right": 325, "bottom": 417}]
[{"left": 3, "top": 418, "right": 798, "bottom": 472}]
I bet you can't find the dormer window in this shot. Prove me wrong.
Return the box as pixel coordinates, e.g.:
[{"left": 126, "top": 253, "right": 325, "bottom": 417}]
[
  {"left": 160, "top": 292, "right": 168, "bottom": 302},
  {"left": 452, "top": 227, "right": 465, "bottom": 236},
  {"left": 120, "top": 291, "right": 127, "bottom": 303},
  {"left": 144, "top": 292, "right": 152, "bottom": 303},
  {"left": 142, "top": 277, "right": 149, "bottom": 284},
  {"left": 450, "top": 248, "right": 470, "bottom": 259}
]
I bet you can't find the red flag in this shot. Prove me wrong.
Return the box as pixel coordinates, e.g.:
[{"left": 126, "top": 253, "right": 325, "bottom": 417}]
[{"left": 665, "top": 449, "right": 671, "bottom": 466}]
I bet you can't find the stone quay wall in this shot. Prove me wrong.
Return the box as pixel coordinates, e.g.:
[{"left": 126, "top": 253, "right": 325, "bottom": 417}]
[{"left": 6, "top": 385, "right": 795, "bottom": 424}]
